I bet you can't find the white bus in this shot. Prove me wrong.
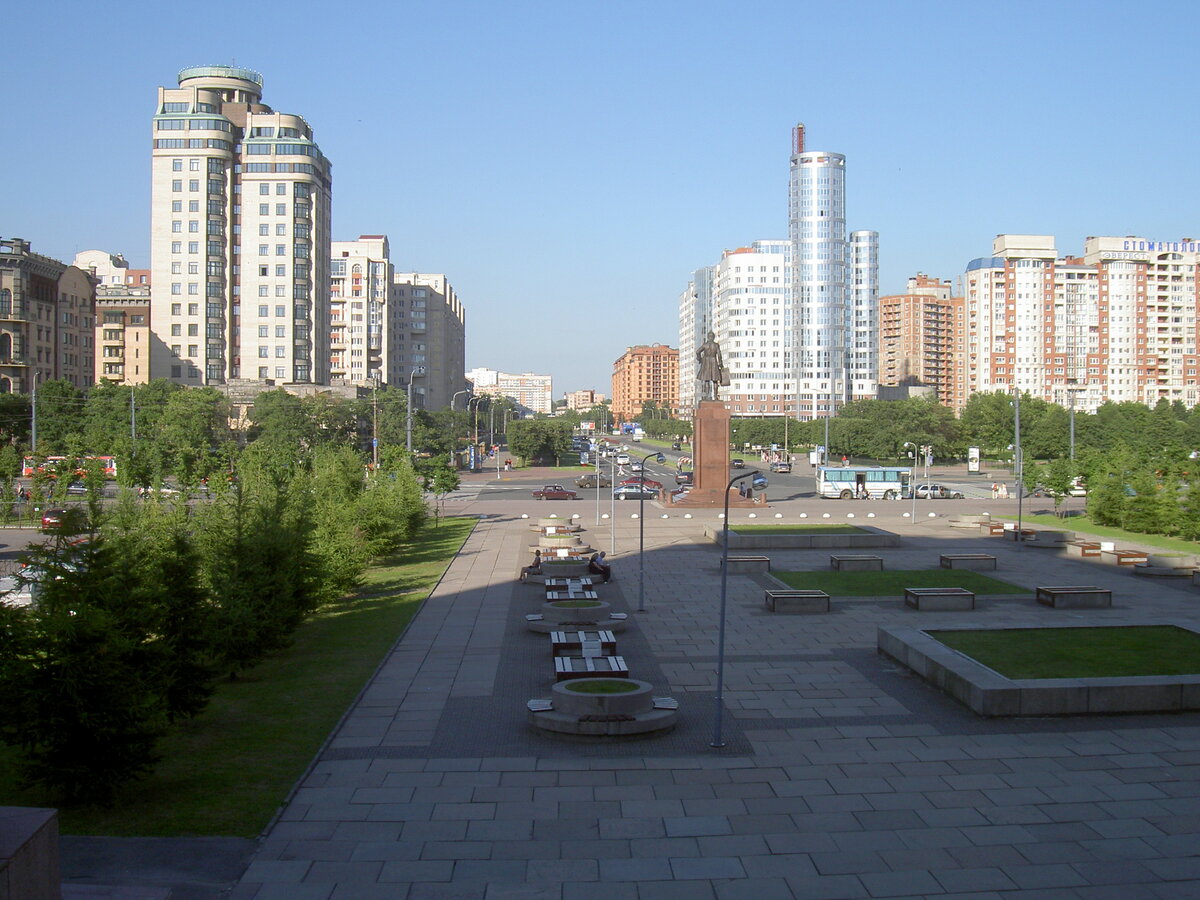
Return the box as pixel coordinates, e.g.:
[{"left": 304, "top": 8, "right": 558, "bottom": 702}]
[{"left": 816, "top": 465, "right": 911, "bottom": 500}]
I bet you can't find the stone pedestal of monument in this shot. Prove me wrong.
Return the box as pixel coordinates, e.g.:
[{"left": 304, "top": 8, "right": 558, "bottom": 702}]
[{"left": 668, "top": 401, "right": 763, "bottom": 508}]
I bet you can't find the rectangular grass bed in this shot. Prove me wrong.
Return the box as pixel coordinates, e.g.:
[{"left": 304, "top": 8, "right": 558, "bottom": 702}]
[
  {"left": 774, "top": 568, "right": 1028, "bottom": 596},
  {"left": 929, "top": 625, "right": 1200, "bottom": 679}
]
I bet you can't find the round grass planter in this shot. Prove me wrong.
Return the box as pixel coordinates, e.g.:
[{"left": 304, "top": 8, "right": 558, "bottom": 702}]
[
  {"left": 552, "top": 678, "right": 653, "bottom": 717},
  {"left": 541, "top": 599, "right": 611, "bottom": 625},
  {"left": 563, "top": 679, "right": 639, "bottom": 695}
]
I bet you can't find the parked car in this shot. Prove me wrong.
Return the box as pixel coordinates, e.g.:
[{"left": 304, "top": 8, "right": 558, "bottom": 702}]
[
  {"left": 613, "top": 483, "right": 658, "bottom": 500},
  {"left": 40, "top": 507, "right": 88, "bottom": 534},
  {"left": 769, "top": 461, "right": 792, "bottom": 474},
  {"left": 531, "top": 484, "right": 578, "bottom": 500},
  {"left": 730, "top": 458, "right": 746, "bottom": 469},
  {"left": 675, "top": 471, "right": 694, "bottom": 485},
  {"left": 910, "top": 483, "right": 963, "bottom": 500},
  {"left": 574, "top": 473, "right": 612, "bottom": 489},
  {"left": 619, "top": 477, "right": 663, "bottom": 490}
]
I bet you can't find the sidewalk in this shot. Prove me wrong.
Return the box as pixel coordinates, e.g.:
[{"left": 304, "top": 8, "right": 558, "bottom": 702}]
[{"left": 225, "top": 492, "right": 1200, "bottom": 898}]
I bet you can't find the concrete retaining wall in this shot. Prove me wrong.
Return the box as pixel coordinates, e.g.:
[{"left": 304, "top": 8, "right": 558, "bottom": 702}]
[{"left": 878, "top": 623, "right": 1200, "bottom": 717}]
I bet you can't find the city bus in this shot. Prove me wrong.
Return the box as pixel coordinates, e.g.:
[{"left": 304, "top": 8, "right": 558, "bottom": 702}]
[
  {"left": 816, "top": 465, "right": 911, "bottom": 500},
  {"left": 22, "top": 455, "right": 118, "bottom": 480}
]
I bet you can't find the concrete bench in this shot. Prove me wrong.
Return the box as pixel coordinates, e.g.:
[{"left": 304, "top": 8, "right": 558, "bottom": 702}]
[
  {"left": 830, "top": 554, "right": 883, "bottom": 571},
  {"left": 981, "top": 522, "right": 1007, "bottom": 536},
  {"left": 554, "top": 655, "right": 629, "bottom": 681},
  {"left": 1101, "top": 549, "right": 1148, "bottom": 566},
  {"left": 546, "top": 590, "right": 599, "bottom": 601},
  {"left": 550, "top": 630, "right": 617, "bottom": 657},
  {"left": 939, "top": 553, "right": 997, "bottom": 571},
  {"left": 544, "top": 577, "right": 595, "bottom": 591},
  {"left": 725, "top": 555, "right": 771, "bottom": 574},
  {"left": 1036, "top": 585, "right": 1112, "bottom": 608},
  {"left": 904, "top": 587, "right": 975, "bottom": 611},
  {"left": 764, "top": 589, "right": 830, "bottom": 613},
  {"left": 1066, "top": 541, "right": 1102, "bottom": 558}
]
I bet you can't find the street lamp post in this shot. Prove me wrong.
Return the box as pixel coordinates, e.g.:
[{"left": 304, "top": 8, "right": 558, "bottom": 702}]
[
  {"left": 405, "top": 366, "right": 426, "bottom": 453},
  {"left": 711, "top": 468, "right": 759, "bottom": 748},
  {"left": 1014, "top": 387, "right": 1024, "bottom": 549},
  {"left": 452, "top": 389, "right": 468, "bottom": 410},
  {"left": 637, "top": 450, "right": 666, "bottom": 613},
  {"left": 903, "top": 442, "right": 918, "bottom": 523}
]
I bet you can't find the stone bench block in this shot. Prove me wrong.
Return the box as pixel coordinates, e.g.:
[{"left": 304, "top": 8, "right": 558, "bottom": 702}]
[{"left": 939, "top": 554, "right": 996, "bottom": 571}]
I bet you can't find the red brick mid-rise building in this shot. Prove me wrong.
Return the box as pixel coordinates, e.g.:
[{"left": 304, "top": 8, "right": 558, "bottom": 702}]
[
  {"left": 611, "top": 344, "right": 679, "bottom": 424},
  {"left": 878, "top": 274, "right": 966, "bottom": 409}
]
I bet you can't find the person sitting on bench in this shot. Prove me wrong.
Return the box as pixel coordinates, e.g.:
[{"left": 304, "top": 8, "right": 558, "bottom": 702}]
[
  {"left": 588, "top": 551, "right": 612, "bottom": 583},
  {"left": 520, "top": 550, "right": 543, "bottom": 583}
]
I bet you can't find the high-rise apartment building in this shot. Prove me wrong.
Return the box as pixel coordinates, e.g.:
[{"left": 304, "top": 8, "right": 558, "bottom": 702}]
[
  {"left": 677, "top": 265, "right": 714, "bottom": 412},
  {"left": 788, "top": 123, "right": 877, "bottom": 418},
  {"left": 466, "top": 367, "right": 552, "bottom": 416},
  {"left": 330, "top": 236, "right": 391, "bottom": 387},
  {"left": 75, "top": 251, "right": 152, "bottom": 386},
  {"left": 328, "top": 240, "right": 467, "bottom": 409},
  {"left": 878, "top": 274, "right": 965, "bottom": 409},
  {"left": 0, "top": 238, "right": 96, "bottom": 392},
  {"left": 150, "top": 65, "right": 332, "bottom": 386},
  {"left": 393, "top": 272, "right": 466, "bottom": 411},
  {"left": 709, "top": 241, "right": 794, "bottom": 417},
  {"left": 610, "top": 344, "right": 679, "bottom": 423},
  {"left": 964, "top": 234, "right": 1200, "bottom": 412}
]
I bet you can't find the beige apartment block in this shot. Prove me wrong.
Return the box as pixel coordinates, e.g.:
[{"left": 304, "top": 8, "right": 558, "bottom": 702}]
[
  {"left": 466, "top": 367, "right": 552, "bottom": 416},
  {"left": 878, "top": 273, "right": 965, "bottom": 410},
  {"left": 150, "top": 65, "right": 331, "bottom": 386},
  {"left": 394, "top": 272, "right": 466, "bottom": 410},
  {"left": 565, "top": 389, "right": 604, "bottom": 411},
  {"left": 611, "top": 343, "right": 679, "bottom": 423},
  {"left": 330, "top": 236, "right": 392, "bottom": 387},
  {"left": 76, "top": 251, "right": 151, "bottom": 385},
  {"left": 0, "top": 238, "right": 96, "bottom": 393}
]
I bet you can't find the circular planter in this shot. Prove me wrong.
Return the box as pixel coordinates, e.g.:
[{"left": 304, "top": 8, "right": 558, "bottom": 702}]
[
  {"left": 541, "top": 599, "right": 610, "bottom": 624},
  {"left": 540, "top": 534, "right": 584, "bottom": 548},
  {"left": 1147, "top": 553, "right": 1196, "bottom": 568},
  {"left": 552, "top": 678, "right": 653, "bottom": 717}
]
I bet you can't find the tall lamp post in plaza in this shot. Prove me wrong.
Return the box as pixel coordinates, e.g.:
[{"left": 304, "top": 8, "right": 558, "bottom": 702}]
[
  {"left": 451, "top": 389, "right": 468, "bottom": 411},
  {"left": 711, "top": 468, "right": 759, "bottom": 749},
  {"left": 467, "top": 397, "right": 483, "bottom": 470},
  {"left": 903, "top": 442, "right": 918, "bottom": 523},
  {"left": 637, "top": 450, "right": 666, "bottom": 613},
  {"left": 1013, "top": 387, "right": 1024, "bottom": 549},
  {"left": 405, "top": 366, "right": 426, "bottom": 453}
]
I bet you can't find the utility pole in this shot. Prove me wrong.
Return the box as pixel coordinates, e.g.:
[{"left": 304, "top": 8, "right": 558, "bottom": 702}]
[{"left": 30, "top": 372, "right": 37, "bottom": 453}]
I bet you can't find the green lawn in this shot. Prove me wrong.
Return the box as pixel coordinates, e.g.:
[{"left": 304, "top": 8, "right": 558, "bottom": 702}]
[
  {"left": 930, "top": 625, "right": 1200, "bottom": 678},
  {"left": 774, "top": 568, "right": 1029, "bottom": 596},
  {"left": 0, "top": 516, "right": 476, "bottom": 836},
  {"left": 732, "top": 524, "right": 866, "bottom": 534},
  {"left": 1020, "top": 512, "right": 1200, "bottom": 553}
]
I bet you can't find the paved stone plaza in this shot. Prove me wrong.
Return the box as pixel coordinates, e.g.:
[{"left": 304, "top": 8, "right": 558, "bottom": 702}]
[{"left": 229, "top": 482, "right": 1200, "bottom": 899}]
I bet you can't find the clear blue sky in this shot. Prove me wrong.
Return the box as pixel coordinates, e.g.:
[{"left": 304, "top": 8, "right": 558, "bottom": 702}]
[{"left": 6, "top": 1, "right": 1199, "bottom": 396}]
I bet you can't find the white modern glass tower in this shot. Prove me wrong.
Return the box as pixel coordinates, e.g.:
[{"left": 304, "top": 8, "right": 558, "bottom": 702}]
[
  {"left": 150, "top": 65, "right": 332, "bottom": 385},
  {"left": 787, "top": 123, "right": 877, "bottom": 419}
]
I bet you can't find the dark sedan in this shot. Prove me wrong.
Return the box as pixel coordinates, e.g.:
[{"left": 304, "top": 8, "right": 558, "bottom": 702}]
[
  {"left": 613, "top": 484, "right": 658, "bottom": 500},
  {"left": 532, "top": 484, "right": 578, "bottom": 500}
]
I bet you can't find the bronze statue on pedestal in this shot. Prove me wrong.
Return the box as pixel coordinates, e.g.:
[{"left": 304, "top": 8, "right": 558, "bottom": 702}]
[{"left": 696, "top": 331, "right": 729, "bottom": 402}]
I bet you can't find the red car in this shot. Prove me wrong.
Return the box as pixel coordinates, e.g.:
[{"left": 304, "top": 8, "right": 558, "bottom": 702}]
[
  {"left": 618, "top": 477, "right": 664, "bottom": 491},
  {"left": 532, "top": 484, "right": 578, "bottom": 500}
]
